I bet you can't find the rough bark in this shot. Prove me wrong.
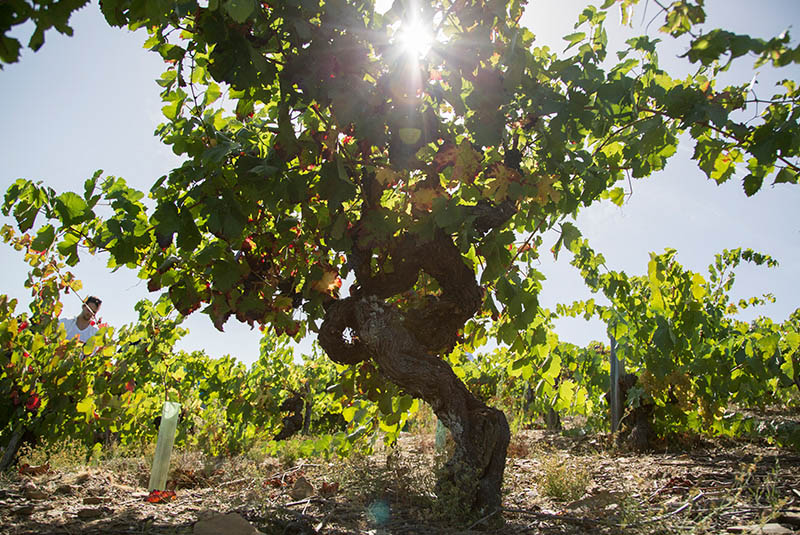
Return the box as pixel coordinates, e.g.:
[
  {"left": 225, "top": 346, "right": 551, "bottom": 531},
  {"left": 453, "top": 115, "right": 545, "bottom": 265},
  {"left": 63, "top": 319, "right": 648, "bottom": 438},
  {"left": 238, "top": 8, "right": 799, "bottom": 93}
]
[
  {"left": 0, "top": 425, "right": 25, "bottom": 472},
  {"left": 617, "top": 373, "right": 654, "bottom": 452},
  {"left": 544, "top": 407, "right": 562, "bottom": 431},
  {"left": 316, "top": 178, "right": 517, "bottom": 513},
  {"left": 302, "top": 383, "right": 312, "bottom": 435},
  {"left": 319, "top": 203, "right": 515, "bottom": 513},
  {"left": 361, "top": 297, "right": 509, "bottom": 512},
  {"left": 321, "top": 296, "right": 509, "bottom": 513}
]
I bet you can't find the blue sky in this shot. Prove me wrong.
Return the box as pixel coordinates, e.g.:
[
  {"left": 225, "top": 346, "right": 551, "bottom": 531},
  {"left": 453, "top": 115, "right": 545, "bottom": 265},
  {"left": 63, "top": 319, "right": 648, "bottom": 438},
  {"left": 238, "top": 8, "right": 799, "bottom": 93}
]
[{"left": 1, "top": 1, "right": 798, "bottom": 365}]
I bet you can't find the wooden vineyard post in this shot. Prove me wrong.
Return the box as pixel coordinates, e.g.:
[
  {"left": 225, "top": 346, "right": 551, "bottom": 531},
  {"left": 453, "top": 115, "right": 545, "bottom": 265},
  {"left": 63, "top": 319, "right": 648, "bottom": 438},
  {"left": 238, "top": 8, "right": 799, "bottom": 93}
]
[
  {"left": 148, "top": 401, "right": 181, "bottom": 491},
  {"left": 609, "top": 336, "right": 623, "bottom": 434}
]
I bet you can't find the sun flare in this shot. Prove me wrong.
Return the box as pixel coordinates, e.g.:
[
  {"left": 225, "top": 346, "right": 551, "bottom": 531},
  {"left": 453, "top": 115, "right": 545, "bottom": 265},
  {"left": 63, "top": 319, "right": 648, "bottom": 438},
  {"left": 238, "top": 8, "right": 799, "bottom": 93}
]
[{"left": 396, "top": 19, "right": 433, "bottom": 59}]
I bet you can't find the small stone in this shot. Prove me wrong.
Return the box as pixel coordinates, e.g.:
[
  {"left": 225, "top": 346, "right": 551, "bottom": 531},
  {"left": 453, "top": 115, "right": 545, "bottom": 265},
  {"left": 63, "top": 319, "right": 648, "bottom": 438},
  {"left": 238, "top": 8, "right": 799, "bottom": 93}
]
[
  {"left": 77, "top": 507, "right": 104, "bottom": 520},
  {"left": 23, "top": 487, "right": 48, "bottom": 500},
  {"left": 13, "top": 504, "right": 35, "bottom": 516},
  {"left": 776, "top": 512, "right": 800, "bottom": 527},
  {"left": 727, "top": 523, "right": 794, "bottom": 534},
  {"left": 566, "top": 490, "right": 626, "bottom": 511},
  {"left": 193, "top": 513, "right": 263, "bottom": 535},
  {"left": 196, "top": 509, "right": 222, "bottom": 521},
  {"left": 55, "top": 484, "right": 76, "bottom": 495},
  {"left": 83, "top": 496, "right": 105, "bottom": 505}
]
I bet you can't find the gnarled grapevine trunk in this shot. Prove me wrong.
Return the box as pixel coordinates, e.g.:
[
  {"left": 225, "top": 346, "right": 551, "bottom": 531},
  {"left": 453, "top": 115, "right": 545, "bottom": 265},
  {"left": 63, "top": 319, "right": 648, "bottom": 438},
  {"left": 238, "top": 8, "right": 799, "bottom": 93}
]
[
  {"left": 322, "top": 295, "right": 509, "bottom": 513},
  {"left": 356, "top": 297, "right": 510, "bottom": 513},
  {"left": 319, "top": 213, "right": 514, "bottom": 514}
]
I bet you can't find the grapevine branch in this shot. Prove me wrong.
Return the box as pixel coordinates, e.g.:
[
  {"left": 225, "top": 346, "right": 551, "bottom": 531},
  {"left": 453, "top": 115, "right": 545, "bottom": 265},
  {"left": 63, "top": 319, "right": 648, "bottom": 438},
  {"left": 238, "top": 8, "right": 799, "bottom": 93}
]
[{"left": 638, "top": 106, "right": 800, "bottom": 175}]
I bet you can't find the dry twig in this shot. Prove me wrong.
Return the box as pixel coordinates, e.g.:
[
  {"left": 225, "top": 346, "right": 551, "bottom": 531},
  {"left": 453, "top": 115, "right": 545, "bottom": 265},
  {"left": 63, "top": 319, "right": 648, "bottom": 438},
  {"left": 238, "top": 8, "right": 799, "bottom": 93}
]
[{"left": 503, "top": 506, "right": 618, "bottom": 529}]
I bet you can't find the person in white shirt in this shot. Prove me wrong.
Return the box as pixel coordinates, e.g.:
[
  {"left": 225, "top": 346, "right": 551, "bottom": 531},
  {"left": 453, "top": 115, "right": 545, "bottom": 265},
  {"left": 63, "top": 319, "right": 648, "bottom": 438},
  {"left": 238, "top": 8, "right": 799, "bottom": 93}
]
[{"left": 59, "top": 296, "right": 102, "bottom": 342}]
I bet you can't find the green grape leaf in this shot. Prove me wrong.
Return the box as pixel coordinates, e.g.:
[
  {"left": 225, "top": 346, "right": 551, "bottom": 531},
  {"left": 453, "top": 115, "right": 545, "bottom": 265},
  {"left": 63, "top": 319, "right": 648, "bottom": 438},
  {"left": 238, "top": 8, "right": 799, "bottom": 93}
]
[
  {"left": 53, "top": 192, "right": 91, "bottom": 225},
  {"left": 225, "top": 0, "right": 256, "bottom": 23},
  {"left": 31, "top": 224, "right": 56, "bottom": 252}
]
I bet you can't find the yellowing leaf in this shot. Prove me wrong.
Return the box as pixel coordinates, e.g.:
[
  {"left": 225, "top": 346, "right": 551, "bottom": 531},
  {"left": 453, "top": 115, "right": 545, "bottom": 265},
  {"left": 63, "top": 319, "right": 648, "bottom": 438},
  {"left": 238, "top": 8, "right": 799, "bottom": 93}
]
[
  {"left": 532, "top": 174, "right": 561, "bottom": 204},
  {"left": 172, "top": 367, "right": 187, "bottom": 382},
  {"left": 452, "top": 141, "right": 481, "bottom": 183},
  {"left": 342, "top": 405, "right": 357, "bottom": 422},
  {"left": 379, "top": 420, "right": 400, "bottom": 432},
  {"left": 311, "top": 267, "right": 342, "bottom": 296},
  {"left": 376, "top": 168, "right": 400, "bottom": 186},
  {"left": 556, "top": 379, "right": 576, "bottom": 411},
  {"left": 83, "top": 337, "right": 97, "bottom": 356},
  {"left": 411, "top": 187, "right": 443, "bottom": 211},
  {"left": 691, "top": 273, "right": 707, "bottom": 300},
  {"left": 76, "top": 397, "right": 95, "bottom": 415},
  {"left": 481, "top": 163, "right": 520, "bottom": 201},
  {"left": 648, "top": 257, "right": 666, "bottom": 311}
]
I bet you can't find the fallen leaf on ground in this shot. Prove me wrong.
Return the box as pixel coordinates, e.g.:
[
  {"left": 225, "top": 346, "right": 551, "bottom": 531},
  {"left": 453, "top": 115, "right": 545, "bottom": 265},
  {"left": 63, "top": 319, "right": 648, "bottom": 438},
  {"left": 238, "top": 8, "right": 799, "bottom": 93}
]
[
  {"left": 264, "top": 476, "right": 283, "bottom": 488},
  {"left": 18, "top": 463, "right": 50, "bottom": 476},
  {"left": 289, "top": 476, "right": 314, "bottom": 500},
  {"left": 146, "top": 489, "right": 177, "bottom": 503},
  {"left": 320, "top": 481, "right": 339, "bottom": 497}
]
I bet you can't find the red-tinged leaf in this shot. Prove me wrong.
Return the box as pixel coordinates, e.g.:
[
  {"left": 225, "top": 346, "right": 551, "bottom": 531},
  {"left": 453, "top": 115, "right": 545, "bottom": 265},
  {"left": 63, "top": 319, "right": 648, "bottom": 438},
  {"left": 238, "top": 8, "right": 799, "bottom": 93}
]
[
  {"left": 264, "top": 476, "right": 283, "bottom": 488},
  {"left": 452, "top": 141, "right": 482, "bottom": 183},
  {"left": 410, "top": 186, "right": 444, "bottom": 211},
  {"left": 25, "top": 393, "right": 40, "bottom": 410},
  {"left": 320, "top": 481, "right": 339, "bottom": 496},
  {"left": 146, "top": 489, "right": 177, "bottom": 503},
  {"left": 433, "top": 142, "right": 458, "bottom": 172},
  {"left": 19, "top": 463, "right": 50, "bottom": 476}
]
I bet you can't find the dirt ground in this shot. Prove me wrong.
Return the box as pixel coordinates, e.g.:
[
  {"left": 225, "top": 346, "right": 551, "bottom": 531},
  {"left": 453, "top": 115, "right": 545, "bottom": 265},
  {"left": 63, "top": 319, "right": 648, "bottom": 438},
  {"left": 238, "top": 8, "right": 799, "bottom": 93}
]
[{"left": 1, "top": 430, "right": 799, "bottom": 534}]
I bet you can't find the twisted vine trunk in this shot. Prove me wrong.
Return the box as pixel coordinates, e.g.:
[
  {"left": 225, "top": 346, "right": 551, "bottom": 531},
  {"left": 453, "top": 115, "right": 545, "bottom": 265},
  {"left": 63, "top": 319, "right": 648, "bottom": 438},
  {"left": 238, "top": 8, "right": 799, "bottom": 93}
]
[
  {"left": 319, "top": 202, "right": 515, "bottom": 513},
  {"left": 321, "top": 295, "right": 509, "bottom": 513},
  {"left": 353, "top": 297, "right": 510, "bottom": 513}
]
